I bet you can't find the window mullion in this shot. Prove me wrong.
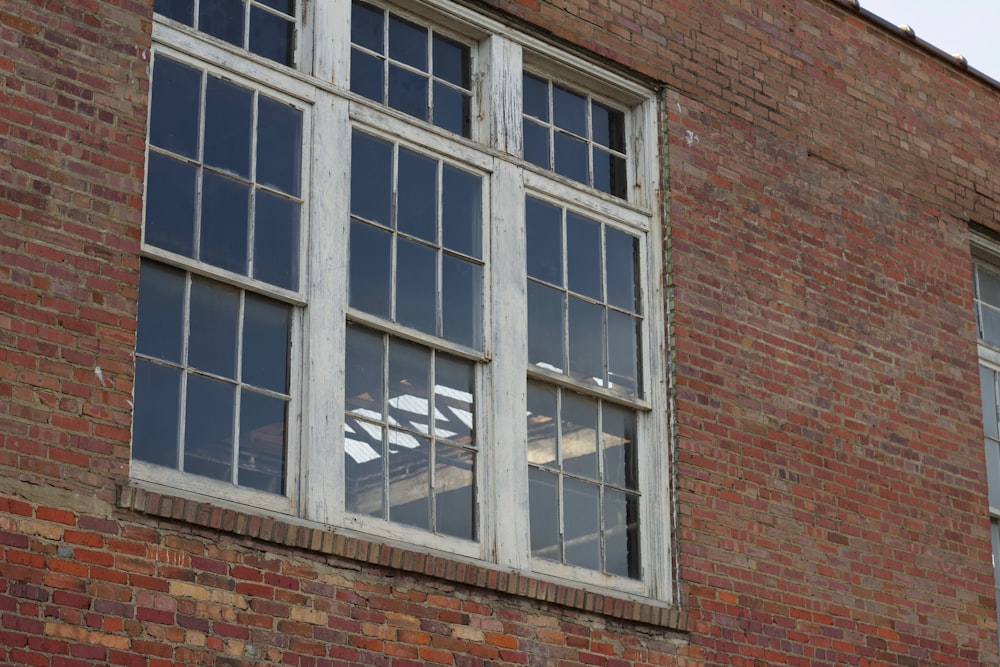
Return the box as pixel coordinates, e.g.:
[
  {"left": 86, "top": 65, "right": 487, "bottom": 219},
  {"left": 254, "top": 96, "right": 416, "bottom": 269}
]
[
  {"left": 313, "top": 0, "right": 351, "bottom": 86},
  {"left": 477, "top": 35, "right": 521, "bottom": 155}
]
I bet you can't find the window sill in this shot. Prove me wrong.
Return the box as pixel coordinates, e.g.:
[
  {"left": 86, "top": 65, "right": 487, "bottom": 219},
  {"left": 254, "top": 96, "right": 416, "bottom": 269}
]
[{"left": 116, "top": 483, "right": 687, "bottom": 631}]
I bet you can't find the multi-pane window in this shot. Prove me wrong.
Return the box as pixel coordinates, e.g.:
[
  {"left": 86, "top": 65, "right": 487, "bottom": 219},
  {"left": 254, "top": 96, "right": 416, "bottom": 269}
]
[{"left": 136, "top": 0, "right": 667, "bottom": 600}]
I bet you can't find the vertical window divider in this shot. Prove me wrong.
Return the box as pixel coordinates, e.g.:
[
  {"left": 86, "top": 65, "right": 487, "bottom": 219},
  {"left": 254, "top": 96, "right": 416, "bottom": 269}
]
[{"left": 232, "top": 292, "right": 247, "bottom": 485}]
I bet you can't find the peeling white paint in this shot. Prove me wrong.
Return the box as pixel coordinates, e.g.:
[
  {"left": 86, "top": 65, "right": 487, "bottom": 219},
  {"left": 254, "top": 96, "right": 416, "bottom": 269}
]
[
  {"left": 94, "top": 366, "right": 108, "bottom": 387},
  {"left": 684, "top": 130, "right": 700, "bottom": 146}
]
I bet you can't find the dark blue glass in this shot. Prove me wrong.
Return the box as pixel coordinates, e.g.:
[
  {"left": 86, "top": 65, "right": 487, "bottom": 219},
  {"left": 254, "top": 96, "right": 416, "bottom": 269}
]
[
  {"left": 256, "top": 96, "right": 302, "bottom": 196},
  {"left": 149, "top": 56, "right": 201, "bottom": 158},
  {"left": 594, "top": 148, "right": 628, "bottom": 198},
  {"left": 199, "top": 0, "right": 244, "bottom": 47},
  {"left": 592, "top": 101, "right": 625, "bottom": 152},
  {"left": 388, "top": 15, "right": 427, "bottom": 70},
  {"left": 568, "top": 297, "right": 604, "bottom": 384},
  {"left": 554, "top": 132, "right": 588, "bottom": 185},
  {"left": 522, "top": 73, "right": 548, "bottom": 121},
  {"left": 388, "top": 65, "right": 428, "bottom": 121},
  {"left": 350, "top": 131, "right": 392, "bottom": 227},
  {"left": 523, "top": 120, "right": 549, "bottom": 169},
  {"left": 249, "top": 6, "right": 295, "bottom": 66},
  {"left": 397, "top": 148, "right": 437, "bottom": 243},
  {"left": 442, "top": 255, "right": 480, "bottom": 348},
  {"left": 238, "top": 390, "right": 287, "bottom": 493},
  {"left": 132, "top": 360, "right": 181, "bottom": 468},
  {"left": 345, "top": 324, "right": 385, "bottom": 418},
  {"left": 253, "top": 191, "right": 299, "bottom": 290},
  {"left": 145, "top": 152, "right": 196, "bottom": 257},
  {"left": 433, "top": 35, "right": 467, "bottom": 87},
  {"left": 552, "top": 84, "right": 586, "bottom": 136},
  {"left": 349, "top": 221, "right": 392, "bottom": 318},
  {"left": 154, "top": 0, "right": 194, "bottom": 25},
  {"left": 351, "top": 50, "right": 384, "bottom": 103},
  {"left": 395, "top": 238, "right": 436, "bottom": 335},
  {"left": 136, "top": 261, "right": 185, "bottom": 363},
  {"left": 441, "top": 165, "right": 480, "bottom": 258},
  {"left": 184, "top": 374, "right": 236, "bottom": 481},
  {"left": 200, "top": 171, "right": 249, "bottom": 275},
  {"left": 526, "top": 197, "right": 562, "bottom": 285},
  {"left": 204, "top": 76, "right": 252, "bottom": 178},
  {"left": 242, "top": 293, "right": 290, "bottom": 393},
  {"left": 351, "top": 0, "right": 384, "bottom": 52},
  {"left": 605, "top": 227, "right": 638, "bottom": 312},
  {"left": 528, "top": 281, "right": 564, "bottom": 372},
  {"left": 433, "top": 83, "right": 468, "bottom": 136},
  {"left": 566, "top": 212, "right": 601, "bottom": 300},
  {"left": 188, "top": 277, "right": 240, "bottom": 379}
]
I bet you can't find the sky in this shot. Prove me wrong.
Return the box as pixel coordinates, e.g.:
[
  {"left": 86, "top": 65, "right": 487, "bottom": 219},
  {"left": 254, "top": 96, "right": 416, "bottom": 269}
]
[{"left": 859, "top": 0, "right": 1000, "bottom": 81}]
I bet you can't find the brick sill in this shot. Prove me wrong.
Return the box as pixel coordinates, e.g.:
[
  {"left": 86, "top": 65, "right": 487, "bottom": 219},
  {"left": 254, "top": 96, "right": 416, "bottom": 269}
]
[{"left": 117, "top": 484, "right": 687, "bottom": 631}]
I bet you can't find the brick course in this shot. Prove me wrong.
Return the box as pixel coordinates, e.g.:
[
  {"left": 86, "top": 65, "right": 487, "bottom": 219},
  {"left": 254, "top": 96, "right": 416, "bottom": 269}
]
[{"left": 2, "top": 0, "right": 1000, "bottom": 665}]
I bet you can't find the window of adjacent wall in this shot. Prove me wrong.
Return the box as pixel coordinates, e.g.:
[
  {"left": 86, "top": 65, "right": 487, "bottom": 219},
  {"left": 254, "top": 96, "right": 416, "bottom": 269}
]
[{"left": 134, "top": 0, "right": 668, "bottom": 601}]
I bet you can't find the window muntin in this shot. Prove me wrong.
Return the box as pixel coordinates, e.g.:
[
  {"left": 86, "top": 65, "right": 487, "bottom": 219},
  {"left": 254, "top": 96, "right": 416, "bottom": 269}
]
[
  {"left": 155, "top": 0, "right": 298, "bottom": 66},
  {"left": 351, "top": 0, "right": 472, "bottom": 137},
  {"left": 522, "top": 72, "right": 627, "bottom": 198}
]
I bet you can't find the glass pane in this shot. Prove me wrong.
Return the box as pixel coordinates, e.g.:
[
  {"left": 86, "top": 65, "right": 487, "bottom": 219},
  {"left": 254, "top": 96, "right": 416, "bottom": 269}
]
[
  {"left": 349, "top": 221, "right": 392, "bottom": 318},
  {"left": 345, "top": 325, "right": 385, "bottom": 418},
  {"left": 352, "top": 1, "right": 384, "bottom": 52},
  {"left": 441, "top": 165, "right": 481, "bottom": 259},
  {"left": 238, "top": 390, "right": 286, "bottom": 493},
  {"left": 184, "top": 374, "right": 236, "bottom": 482},
  {"left": 602, "top": 405, "right": 637, "bottom": 490},
  {"left": 249, "top": 7, "right": 294, "bottom": 66},
  {"left": 433, "top": 35, "right": 467, "bottom": 87},
  {"left": 594, "top": 149, "right": 628, "bottom": 199},
  {"left": 434, "top": 355, "right": 474, "bottom": 446},
  {"left": 388, "top": 15, "right": 427, "bottom": 70},
  {"left": 200, "top": 171, "right": 249, "bottom": 275},
  {"left": 988, "top": 439, "right": 1000, "bottom": 509},
  {"left": 253, "top": 191, "right": 300, "bottom": 290},
  {"left": 568, "top": 297, "right": 604, "bottom": 385},
  {"left": 522, "top": 73, "right": 548, "bottom": 121},
  {"left": 256, "top": 97, "right": 302, "bottom": 196},
  {"left": 199, "top": 0, "right": 244, "bottom": 47},
  {"left": 554, "top": 132, "right": 588, "bottom": 185},
  {"left": 149, "top": 56, "right": 200, "bottom": 159},
  {"left": 563, "top": 477, "right": 600, "bottom": 570},
  {"left": 528, "top": 467, "right": 559, "bottom": 560},
  {"left": 561, "top": 393, "right": 598, "bottom": 480},
  {"left": 984, "top": 306, "right": 1000, "bottom": 348},
  {"left": 395, "top": 238, "right": 436, "bottom": 335},
  {"left": 526, "top": 197, "right": 562, "bottom": 285},
  {"left": 188, "top": 277, "right": 240, "bottom": 379},
  {"left": 242, "top": 294, "right": 290, "bottom": 393},
  {"left": 132, "top": 360, "right": 181, "bottom": 468},
  {"left": 351, "top": 131, "right": 392, "bottom": 227},
  {"left": 993, "top": 521, "right": 1000, "bottom": 615},
  {"left": 433, "top": 82, "right": 468, "bottom": 137},
  {"left": 605, "top": 227, "right": 638, "bottom": 312},
  {"left": 983, "top": 366, "right": 998, "bottom": 440},
  {"left": 592, "top": 102, "right": 625, "bottom": 152},
  {"left": 344, "top": 420, "right": 384, "bottom": 517},
  {"left": 145, "top": 152, "right": 196, "bottom": 257},
  {"left": 388, "top": 431, "right": 430, "bottom": 530},
  {"left": 566, "top": 212, "right": 601, "bottom": 299},
  {"left": 523, "top": 119, "right": 549, "bottom": 169},
  {"left": 441, "top": 255, "right": 481, "bottom": 348},
  {"left": 388, "top": 65, "right": 428, "bottom": 121},
  {"left": 388, "top": 339, "right": 431, "bottom": 433},
  {"left": 526, "top": 383, "right": 557, "bottom": 467},
  {"left": 258, "top": 0, "right": 294, "bottom": 13},
  {"left": 979, "top": 265, "right": 1000, "bottom": 308},
  {"left": 136, "top": 261, "right": 185, "bottom": 364},
  {"left": 604, "top": 489, "right": 639, "bottom": 578},
  {"left": 351, "top": 50, "right": 384, "bottom": 103},
  {"left": 435, "top": 444, "right": 474, "bottom": 540},
  {"left": 607, "top": 310, "right": 640, "bottom": 398},
  {"left": 397, "top": 149, "right": 437, "bottom": 243},
  {"left": 527, "top": 281, "right": 564, "bottom": 373},
  {"left": 204, "top": 76, "right": 252, "bottom": 178},
  {"left": 155, "top": 0, "right": 194, "bottom": 25},
  {"left": 552, "top": 84, "right": 586, "bottom": 136}
]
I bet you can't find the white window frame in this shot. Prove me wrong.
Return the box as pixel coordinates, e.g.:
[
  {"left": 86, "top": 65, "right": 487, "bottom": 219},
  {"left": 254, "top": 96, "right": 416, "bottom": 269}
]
[{"left": 134, "top": 0, "right": 671, "bottom": 603}]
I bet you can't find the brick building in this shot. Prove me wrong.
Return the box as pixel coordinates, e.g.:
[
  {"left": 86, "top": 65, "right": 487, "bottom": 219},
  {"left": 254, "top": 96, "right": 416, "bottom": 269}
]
[{"left": 2, "top": 0, "right": 1000, "bottom": 664}]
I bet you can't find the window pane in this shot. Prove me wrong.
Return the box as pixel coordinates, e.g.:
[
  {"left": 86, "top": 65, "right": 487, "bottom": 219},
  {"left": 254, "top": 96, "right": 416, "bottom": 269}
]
[
  {"left": 184, "top": 374, "right": 236, "bottom": 482},
  {"left": 561, "top": 393, "right": 598, "bottom": 480},
  {"left": 351, "top": 50, "right": 384, "bottom": 102},
  {"left": 523, "top": 119, "right": 549, "bottom": 169},
  {"left": 526, "top": 197, "right": 562, "bottom": 285},
  {"left": 388, "top": 15, "right": 427, "bottom": 69},
  {"left": 441, "top": 165, "right": 481, "bottom": 259},
  {"left": 978, "top": 265, "right": 1000, "bottom": 308},
  {"left": 345, "top": 325, "right": 385, "bottom": 418},
  {"left": 395, "top": 238, "right": 436, "bottom": 335},
  {"left": 242, "top": 294, "right": 290, "bottom": 394},
  {"left": 433, "top": 35, "right": 468, "bottom": 87},
  {"left": 441, "top": 255, "right": 481, "bottom": 348},
  {"left": 528, "top": 281, "right": 565, "bottom": 373},
  {"left": 523, "top": 73, "right": 548, "bottom": 121},
  {"left": 149, "top": 56, "right": 200, "bottom": 159},
  {"left": 529, "top": 467, "right": 559, "bottom": 560},
  {"left": 351, "top": 131, "right": 392, "bottom": 227},
  {"left": 249, "top": 6, "right": 294, "bottom": 66},
  {"left": 594, "top": 148, "right": 627, "bottom": 199},
  {"left": 563, "top": 477, "right": 600, "bottom": 570},
  {"left": 352, "top": 0, "right": 384, "bottom": 52},
  {"left": 566, "top": 212, "right": 601, "bottom": 299},
  {"left": 200, "top": 171, "right": 249, "bottom": 274},
  {"left": 607, "top": 310, "right": 640, "bottom": 398},
  {"left": 397, "top": 149, "right": 437, "bottom": 243},
  {"left": 567, "top": 297, "right": 604, "bottom": 384},
  {"left": 132, "top": 360, "right": 181, "bottom": 469},
  {"left": 526, "top": 383, "right": 557, "bottom": 468},
  {"left": 258, "top": 0, "right": 294, "bottom": 13},
  {"left": 602, "top": 404, "right": 637, "bottom": 490},
  {"left": 345, "top": 421, "right": 384, "bottom": 517},
  {"left": 238, "top": 390, "right": 287, "bottom": 493},
  {"left": 199, "top": 0, "right": 244, "bottom": 47},
  {"left": 349, "top": 221, "right": 392, "bottom": 318},
  {"left": 435, "top": 355, "right": 474, "bottom": 446},
  {"left": 155, "top": 0, "right": 194, "bottom": 24},
  {"left": 145, "top": 152, "right": 197, "bottom": 257},
  {"left": 388, "top": 65, "right": 428, "bottom": 121},
  {"left": 988, "top": 439, "right": 1000, "bottom": 510},
  {"left": 604, "top": 489, "right": 639, "bottom": 578},
  {"left": 388, "top": 431, "right": 430, "bottom": 530},
  {"left": 605, "top": 227, "right": 638, "bottom": 312},
  {"left": 253, "top": 191, "right": 300, "bottom": 290},
  {"left": 188, "top": 278, "right": 240, "bottom": 379},
  {"left": 592, "top": 102, "right": 625, "bottom": 152},
  {"left": 136, "top": 261, "right": 185, "bottom": 364},
  {"left": 256, "top": 97, "right": 302, "bottom": 196},
  {"left": 388, "top": 339, "right": 431, "bottom": 433},
  {"left": 552, "top": 85, "right": 586, "bottom": 136},
  {"left": 553, "top": 132, "right": 588, "bottom": 185},
  {"left": 983, "top": 307, "right": 1000, "bottom": 348},
  {"left": 435, "top": 444, "right": 474, "bottom": 540},
  {"left": 432, "top": 82, "right": 468, "bottom": 136},
  {"left": 983, "top": 367, "right": 999, "bottom": 440},
  {"left": 204, "top": 76, "right": 252, "bottom": 179}
]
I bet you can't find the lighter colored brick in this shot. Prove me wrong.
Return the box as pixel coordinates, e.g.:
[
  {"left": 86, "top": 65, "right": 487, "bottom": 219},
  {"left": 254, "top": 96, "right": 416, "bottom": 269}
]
[
  {"left": 290, "top": 606, "right": 327, "bottom": 625},
  {"left": 169, "top": 581, "right": 210, "bottom": 601}
]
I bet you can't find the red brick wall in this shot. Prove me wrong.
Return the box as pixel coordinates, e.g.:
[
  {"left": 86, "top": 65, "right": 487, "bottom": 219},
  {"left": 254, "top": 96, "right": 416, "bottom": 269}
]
[{"left": 3, "top": 0, "right": 1000, "bottom": 665}]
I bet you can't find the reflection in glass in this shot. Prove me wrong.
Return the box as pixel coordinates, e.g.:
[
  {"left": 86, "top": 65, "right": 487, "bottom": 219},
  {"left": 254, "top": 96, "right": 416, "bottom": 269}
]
[
  {"left": 242, "top": 294, "right": 290, "bottom": 393},
  {"left": 607, "top": 310, "right": 640, "bottom": 397},
  {"left": 349, "top": 221, "right": 392, "bottom": 318},
  {"left": 204, "top": 76, "right": 252, "bottom": 178},
  {"left": 149, "top": 56, "right": 201, "bottom": 159},
  {"left": 567, "top": 297, "right": 603, "bottom": 384},
  {"left": 528, "top": 282, "right": 564, "bottom": 372},
  {"left": 199, "top": 0, "right": 244, "bottom": 47},
  {"left": 249, "top": 6, "right": 294, "bottom": 66},
  {"left": 563, "top": 477, "right": 600, "bottom": 570},
  {"left": 389, "top": 65, "right": 428, "bottom": 121},
  {"left": 441, "top": 165, "right": 481, "bottom": 258},
  {"left": 561, "top": 393, "right": 598, "bottom": 480},
  {"left": 388, "top": 339, "right": 431, "bottom": 433},
  {"left": 253, "top": 192, "right": 299, "bottom": 290},
  {"left": 345, "top": 325, "right": 385, "bottom": 418},
  {"left": 436, "top": 444, "right": 474, "bottom": 540},
  {"left": 602, "top": 404, "right": 637, "bottom": 490},
  {"left": 351, "top": 131, "right": 392, "bottom": 227},
  {"left": 184, "top": 374, "right": 236, "bottom": 482},
  {"left": 257, "top": 97, "right": 302, "bottom": 196},
  {"left": 137, "top": 261, "right": 186, "bottom": 364},
  {"left": 345, "top": 421, "right": 384, "bottom": 517},
  {"left": 566, "top": 212, "right": 601, "bottom": 299},
  {"left": 145, "top": 152, "right": 196, "bottom": 257},
  {"left": 238, "top": 390, "right": 287, "bottom": 493},
  {"left": 132, "top": 360, "right": 181, "bottom": 468},
  {"left": 388, "top": 432, "right": 430, "bottom": 530},
  {"left": 604, "top": 489, "right": 639, "bottom": 578},
  {"left": 188, "top": 278, "right": 240, "bottom": 379},
  {"left": 435, "top": 355, "right": 474, "bottom": 445},
  {"left": 605, "top": 228, "right": 638, "bottom": 312},
  {"left": 529, "top": 467, "right": 559, "bottom": 560},
  {"left": 526, "top": 383, "right": 557, "bottom": 467},
  {"left": 441, "top": 255, "right": 481, "bottom": 348},
  {"left": 200, "top": 172, "right": 249, "bottom": 275},
  {"left": 395, "top": 238, "right": 436, "bottom": 335},
  {"left": 397, "top": 149, "right": 437, "bottom": 242},
  {"left": 526, "top": 197, "right": 562, "bottom": 285}
]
